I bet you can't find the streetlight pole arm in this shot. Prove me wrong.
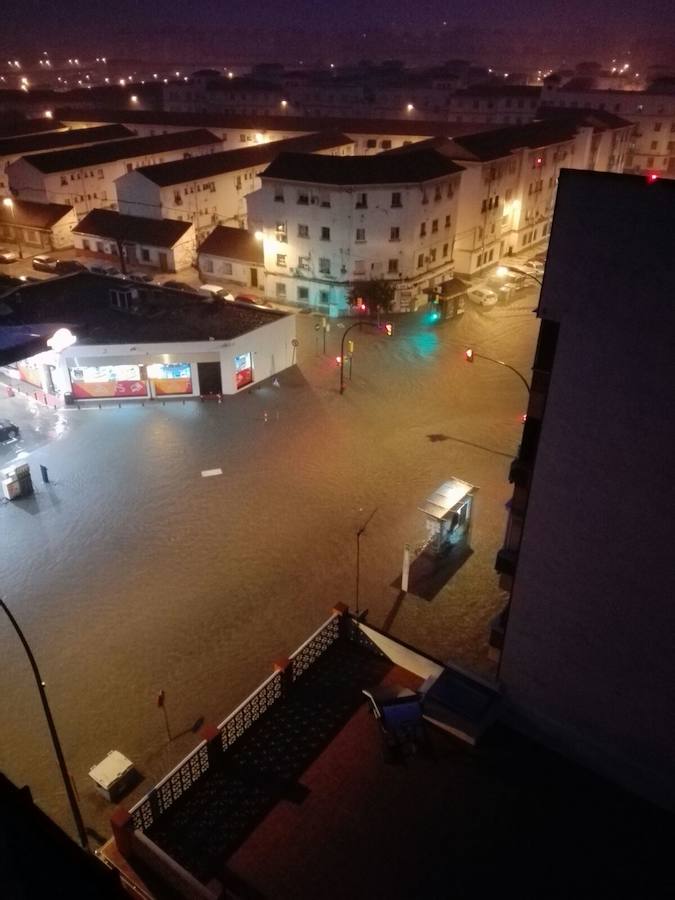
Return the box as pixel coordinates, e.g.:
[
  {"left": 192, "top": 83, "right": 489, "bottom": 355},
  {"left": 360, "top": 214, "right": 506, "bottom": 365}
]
[
  {"left": 0, "top": 598, "right": 89, "bottom": 850},
  {"left": 472, "top": 352, "right": 531, "bottom": 394}
]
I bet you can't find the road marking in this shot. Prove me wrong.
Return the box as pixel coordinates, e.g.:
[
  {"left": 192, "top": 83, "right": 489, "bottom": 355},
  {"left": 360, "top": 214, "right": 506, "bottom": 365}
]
[{"left": 201, "top": 468, "right": 223, "bottom": 478}]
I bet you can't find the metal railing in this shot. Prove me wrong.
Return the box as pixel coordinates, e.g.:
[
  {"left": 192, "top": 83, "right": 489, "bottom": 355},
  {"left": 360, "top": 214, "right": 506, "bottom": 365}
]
[{"left": 127, "top": 611, "right": 343, "bottom": 834}]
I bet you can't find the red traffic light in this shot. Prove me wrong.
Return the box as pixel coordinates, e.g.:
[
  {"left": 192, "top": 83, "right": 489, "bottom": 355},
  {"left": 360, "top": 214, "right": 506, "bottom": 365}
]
[
  {"left": 465, "top": 348, "right": 474, "bottom": 363},
  {"left": 384, "top": 323, "right": 393, "bottom": 336},
  {"left": 646, "top": 172, "right": 658, "bottom": 184}
]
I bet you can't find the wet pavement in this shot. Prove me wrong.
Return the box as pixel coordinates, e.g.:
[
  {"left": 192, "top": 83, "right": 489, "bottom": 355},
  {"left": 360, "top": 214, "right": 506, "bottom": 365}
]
[{"left": 0, "top": 291, "right": 540, "bottom": 842}]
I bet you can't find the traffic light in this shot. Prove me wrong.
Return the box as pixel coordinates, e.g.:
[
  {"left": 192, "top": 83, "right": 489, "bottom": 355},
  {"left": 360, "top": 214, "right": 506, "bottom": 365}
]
[
  {"left": 384, "top": 323, "right": 393, "bottom": 336},
  {"left": 465, "top": 348, "right": 474, "bottom": 363},
  {"left": 646, "top": 172, "right": 658, "bottom": 184}
]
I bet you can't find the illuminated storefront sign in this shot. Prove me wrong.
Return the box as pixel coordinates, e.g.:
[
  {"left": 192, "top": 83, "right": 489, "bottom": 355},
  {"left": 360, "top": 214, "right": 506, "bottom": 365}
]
[
  {"left": 147, "top": 362, "right": 193, "bottom": 395},
  {"left": 234, "top": 352, "right": 253, "bottom": 390},
  {"left": 69, "top": 364, "right": 148, "bottom": 399}
]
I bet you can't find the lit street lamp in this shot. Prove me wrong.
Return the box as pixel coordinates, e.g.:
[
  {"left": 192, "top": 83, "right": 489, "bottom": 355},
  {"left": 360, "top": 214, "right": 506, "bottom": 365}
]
[
  {"left": 496, "top": 264, "right": 542, "bottom": 288},
  {"left": 0, "top": 598, "right": 89, "bottom": 850},
  {"left": 3, "top": 197, "right": 23, "bottom": 259}
]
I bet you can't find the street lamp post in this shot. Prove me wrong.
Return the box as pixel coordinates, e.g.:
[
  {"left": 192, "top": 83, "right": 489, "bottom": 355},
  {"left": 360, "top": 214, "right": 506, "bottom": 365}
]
[
  {"left": 464, "top": 348, "right": 530, "bottom": 394},
  {"left": 339, "top": 319, "right": 389, "bottom": 394},
  {"left": 354, "top": 508, "right": 377, "bottom": 615},
  {"left": 3, "top": 197, "right": 23, "bottom": 259},
  {"left": 0, "top": 598, "right": 90, "bottom": 850}
]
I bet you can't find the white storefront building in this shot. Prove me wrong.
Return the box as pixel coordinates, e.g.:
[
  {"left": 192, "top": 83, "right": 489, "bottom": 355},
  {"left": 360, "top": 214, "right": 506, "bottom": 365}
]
[{"left": 0, "top": 273, "right": 296, "bottom": 402}]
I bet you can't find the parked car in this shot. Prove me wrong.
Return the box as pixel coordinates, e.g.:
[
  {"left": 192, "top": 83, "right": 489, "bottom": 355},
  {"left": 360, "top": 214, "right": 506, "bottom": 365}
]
[
  {"left": 521, "top": 259, "right": 545, "bottom": 278},
  {"left": 198, "top": 283, "right": 233, "bottom": 300},
  {"left": 32, "top": 255, "right": 59, "bottom": 272},
  {"left": 88, "top": 263, "right": 122, "bottom": 276},
  {"left": 0, "top": 418, "right": 20, "bottom": 442},
  {"left": 234, "top": 293, "right": 266, "bottom": 306},
  {"left": 467, "top": 286, "right": 498, "bottom": 307},
  {"left": 162, "top": 280, "right": 196, "bottom": 292},
  {"left": 0, "top": 249, "right": 19, "bottom": 264},
  {"left": 54, "top": 259, "right": 87, "bottom": 274},
  {"left": 128, "top": 271, "right": 154, "bottom": 283}
]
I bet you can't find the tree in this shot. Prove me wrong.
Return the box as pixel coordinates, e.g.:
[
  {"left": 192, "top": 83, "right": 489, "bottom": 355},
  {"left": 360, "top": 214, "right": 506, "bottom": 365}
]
[{"left": 349, "top": 278, "right": 396, "bottom": 314}]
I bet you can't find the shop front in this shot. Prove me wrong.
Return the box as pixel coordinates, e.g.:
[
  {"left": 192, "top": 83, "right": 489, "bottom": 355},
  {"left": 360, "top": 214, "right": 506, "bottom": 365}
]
[{"left": 68, "top": 361, "right": 197, "bottom": 400}]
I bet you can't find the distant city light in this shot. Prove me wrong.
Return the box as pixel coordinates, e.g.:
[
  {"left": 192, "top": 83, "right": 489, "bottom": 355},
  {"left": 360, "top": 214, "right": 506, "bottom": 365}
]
[
  {"left": 130, "top": 95, "right": 138, "bottom": 103},
  {"left": 406, "top": 103, "right": 414, "bottom": 112},
  {"left": 254, "top": 231, "right": 264, "bottom": 241},
  {"left": 119, "top": 78, "right": 126, "bottom": 86},
  {"left": 281, "top": 99, "right": 288, "bottom": 107}
]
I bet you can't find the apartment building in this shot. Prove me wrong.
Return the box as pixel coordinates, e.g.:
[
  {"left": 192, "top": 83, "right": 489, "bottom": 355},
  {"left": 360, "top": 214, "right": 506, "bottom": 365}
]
[
  {"left": 0, "top": 124, "right": 134, "bottom": 196},
  {"left": 57, "top": 108, "right": 483, "bottom": 156},
  {"left": 400, "top": 113, "right": 631, "bottom": 276},
  {"left": 7, "top": 129, "right": 222, "bottom": 216},
  {"left": 494, "top": 170, "right": 675, "bottom": 810},
  {"left": 115, "top": 132, "right": 355, "bottom": 238},
  {"left": 446, "top": 85, "right": 543, "bottom": 125},
  {"left": 246, "top": 148, "right": 463, "bottom": 312},
  {"left": 540, "top": 83, "right": 675, "bottom": 177}
]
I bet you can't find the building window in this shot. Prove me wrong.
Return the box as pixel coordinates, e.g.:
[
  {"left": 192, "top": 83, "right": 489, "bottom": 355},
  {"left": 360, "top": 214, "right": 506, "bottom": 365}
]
[
  {"left": 275, "top": 222, "right": 287, "bottom": 242},
  {"left": 276, "top": 283, "right": 286, "bottom": 299},
  {"left": 274, "top": 187, "right": 284, "bottom": 202},
  {"left": 320, "top": 226, "right": 330, "bottom": 241},
  {"left": 442, "top": 243, "right": 449, "bottom": 257},
  {"left": 434, "top": 185, "right": 442, "bottom": 201},
  {"left": 390, "top": 227, "right": 400, "bottom": 241},
  {"left": 444, "top": 214, "right": 451, "bottom": 229},
  {"left": 203, "top": 258, "right": 213, "bottom": 272},
  {"left": 355, "top": 228, "right": 366, "bottom": 242},
  {"left": 60, "top": 176, "right": 68, "bottom": 186},
  {"left": 297, "top": 191, "right": 309, "bottom": 205},
  {"left": 417, "top": 253, "right": 424, "bottom": 268},
  {"left": 388, "top": 259, "right": 398, "bottom": 273},
  {"left": 319, "top": 257, "right": 330, "bottom": 274},
  {"left": 431, "top": 219, "right": 438, "bottom": 233},
  {"left": 429, "top": 248, "right": 436, "bottom": 263},
  {"left": 298, "top": 224, "right": 309, "bottom": 238},
  {"left": 381, "top": 139, "right": 392, "bottom": 149},
  {"left": 366, "top": 138, "right": 377, "bottom": 148},
  {"left": 651, "top": 141, "right": 658, "bottom": 150},
  {"left": 354, "top": 259, "right": 365, "bottom": 275},
  {"left": 276, "top": 254, "right": 287, "bottom": 267},
  {"left": 391, "top": 192, "right": 402, "bottom": 207},
  {"left": 481, "top": 199, "right": 487, "bottom": 212},
  {"left": 319, "top": 290, "right": 330, "bottom": 304},
  {"left": 141, "top": 248, "right": 150, "bottom": 262},
  {"left": 647, "top": 157, "right": 654, "bottom": 167},
  {"left": 298, "top": 256, "right": 310, "bottom": 269},
  {"left": 420, "top": 222, "right": 426, "bottom": 237},
  {"left": 654, "top": 122, "right": 662, "bottom": 132},
  {"left": 355, "top": 192, "right": 368, "bottom": 208},
  {"left": 298, "top": 286, "right": 309, "bottom": 300}
]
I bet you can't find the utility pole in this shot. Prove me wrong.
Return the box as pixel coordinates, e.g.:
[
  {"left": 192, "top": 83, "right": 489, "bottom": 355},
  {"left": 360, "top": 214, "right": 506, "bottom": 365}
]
[
  {"left": 0, "top": 598, "right": 89, "bottom": 850},
  {"left": 355, "top": 508, "right": 377, "bottom": 615}
]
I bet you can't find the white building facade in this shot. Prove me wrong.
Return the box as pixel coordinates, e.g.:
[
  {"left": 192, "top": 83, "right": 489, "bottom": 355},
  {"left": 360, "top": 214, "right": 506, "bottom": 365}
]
[{"left": 246, "top": 149, "right": 464, "bottom": 313}]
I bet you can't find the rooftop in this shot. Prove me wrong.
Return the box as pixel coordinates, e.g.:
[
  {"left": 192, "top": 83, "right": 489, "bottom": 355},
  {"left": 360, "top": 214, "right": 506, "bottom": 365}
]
[
  {"left": 198, "top": 226, "right": 263, "bottom": 263},
  {"left": 0, "top": 124, "right": 134, "bottom": 157},
  {"left": 535, "top": 106, "right": 634, "bottom": 130},
  {"left": 0, "top": 118, "right": 66, "bottom": 139},
  {"left": 73, "top": 208, "right": 192, "bottom": 248},
  {"left": 0, "top": 272, "right": 286, "bottom": 359},
  {"left": 261, "top": 147, "right": 463, "bottom": 185},
  {"left": 133, "top": 131, "right": 353, "bottom": 187},
  {"left": 0, "top": 198, "right": 73, "bottom": 229},
  {"left": 444, "top": 118, "right": 582, "bottom": 162},
  {"left": 453, "top": 84, "right": 543, "bottom": 98},
  {"left": 55, "top": 107, "right": 491, "bottom": 139},
  {"left": 15, "top": 129, "right": 221, "bottom": 174}
]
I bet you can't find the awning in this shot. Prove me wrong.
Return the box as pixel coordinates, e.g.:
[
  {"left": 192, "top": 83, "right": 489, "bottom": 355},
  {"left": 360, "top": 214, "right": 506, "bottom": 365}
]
[{"left": 418, "top": 478, "right": 476, "bottom": 521}]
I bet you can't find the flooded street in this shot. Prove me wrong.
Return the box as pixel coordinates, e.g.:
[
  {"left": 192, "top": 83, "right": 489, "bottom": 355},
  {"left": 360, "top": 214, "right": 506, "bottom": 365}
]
[{"left": 0, "top": 297, "right": 539, "bottom": 841}]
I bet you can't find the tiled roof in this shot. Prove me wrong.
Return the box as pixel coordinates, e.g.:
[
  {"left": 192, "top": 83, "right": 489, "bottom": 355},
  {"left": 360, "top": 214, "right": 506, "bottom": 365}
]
[
  {"left": 134, "top": 131, "right": 353, "bottom": 187},
  {"left": 535, "top": 107, "right": 634, "bottom": 131},
  {"left": 73, "top": 209, "right": 192, "bottom": 247},
  {"left": 0, "top": 119, "right": 66, "bottom": 139},
  {"left": 198, "top": 226, "right": 263, "bottom": 263},
  {"left": 443, "top": 119, "right": 582, "bottom": 161},
  {"left": 18, "top": 129, "right": 220, "bottom": 174},
  {"left": 260, "top": 148, "right": 463, "bottom": 185},
  {"left": 0, "top": 198, "right": 73, "bottom": 229},
  {"left": 54, "top": 107, "right": 489, "bottom": 139},
  {"left": 0, "top": 124, "right": 134, "bottom": 157}
]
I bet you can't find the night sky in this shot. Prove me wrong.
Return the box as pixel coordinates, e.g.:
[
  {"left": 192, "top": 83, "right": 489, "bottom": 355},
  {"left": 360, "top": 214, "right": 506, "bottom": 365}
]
[{"left": 2, "top": 0, "right": 674, "bottom": 61}]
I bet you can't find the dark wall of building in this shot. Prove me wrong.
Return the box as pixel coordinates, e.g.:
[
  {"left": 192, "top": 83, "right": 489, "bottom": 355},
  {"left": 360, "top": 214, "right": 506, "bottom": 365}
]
[{"left": 499, "top": 169, "right": 675, "bottom": 809}]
